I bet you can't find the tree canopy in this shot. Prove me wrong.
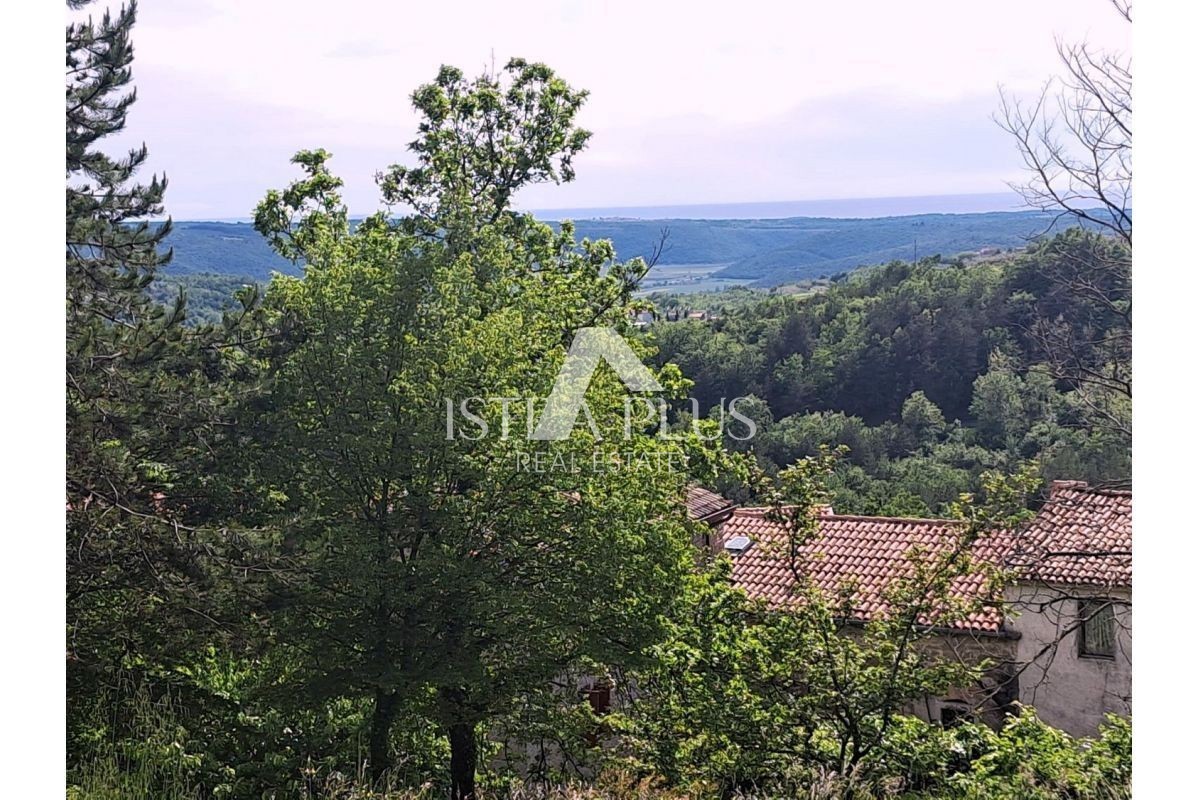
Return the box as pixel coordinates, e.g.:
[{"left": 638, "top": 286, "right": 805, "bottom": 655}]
[{"left": 245, "top": 59, "right": 713, "bottom": 798}]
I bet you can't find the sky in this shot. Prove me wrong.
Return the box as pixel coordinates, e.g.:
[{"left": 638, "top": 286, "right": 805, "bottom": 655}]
[{"left": 103, "top": 0, "right": 1131, "bottom": 220}]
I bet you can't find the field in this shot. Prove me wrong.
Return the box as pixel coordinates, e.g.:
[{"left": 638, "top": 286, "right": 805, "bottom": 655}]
[{"left": 636, "top": 263, "right": 748, "bottom": 294}]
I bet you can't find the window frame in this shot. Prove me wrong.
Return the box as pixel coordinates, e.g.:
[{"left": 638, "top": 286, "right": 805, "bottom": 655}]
[{"left": 1077, "top": 598, "right": 1118, "bottom": 660}]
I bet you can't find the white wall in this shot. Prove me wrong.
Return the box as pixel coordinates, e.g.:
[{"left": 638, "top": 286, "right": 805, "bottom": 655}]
[{"left": 1005, "top": 583, "right": 1132, "bottom": 736}]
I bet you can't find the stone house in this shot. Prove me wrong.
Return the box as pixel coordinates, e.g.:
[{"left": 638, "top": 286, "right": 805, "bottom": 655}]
[{"left": 505, "top": 483, "right": 1130, "bottom": 776}]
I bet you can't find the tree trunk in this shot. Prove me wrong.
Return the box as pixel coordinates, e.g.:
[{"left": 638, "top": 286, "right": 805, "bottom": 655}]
[
  {"left": 447, "top": 719, "right": 477, "bottom": 800},
  {"left": 369, "top": 688, "right": 398, "bottom": 785}
]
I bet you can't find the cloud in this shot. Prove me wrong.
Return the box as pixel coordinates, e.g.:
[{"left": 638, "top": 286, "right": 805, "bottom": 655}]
[
  {"left": 325, "top": 40, "right": 408, "bottom": 60},
  {"left": 111, "top": 0, "right": 1129, "bottom": 218},
  {"left": 111, "top": 67, "right": 413, "bottom": 219},
  {"left": 512, "top": 90, "right": 1025, "bottom": 211}
]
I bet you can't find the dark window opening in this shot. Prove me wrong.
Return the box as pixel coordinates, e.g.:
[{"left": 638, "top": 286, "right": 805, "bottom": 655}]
[
  {"left": 994, "top": 670, "right": 1020, "bottom": 717},
  {"left": 1078, "top": 599, "right": 1117, "bottom": 659},
  {"left": 582, "top": 681, "right": 612, "bottom": 747},
  {"left": 940, "top": 702, "right": 971, "bottom": 728},
  {"left": 586, "top": 681, "right": 611, "bottom": 716}
]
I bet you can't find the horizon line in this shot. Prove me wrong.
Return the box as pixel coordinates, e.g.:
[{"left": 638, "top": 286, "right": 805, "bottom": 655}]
[{"left": 176, "top": 190, "right": 1036, "bottom": 224}]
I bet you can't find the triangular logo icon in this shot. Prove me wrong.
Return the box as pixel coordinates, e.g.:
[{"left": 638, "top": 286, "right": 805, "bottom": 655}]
[{"left": 531, "top": 327, "right": 662, "bottom": 440}]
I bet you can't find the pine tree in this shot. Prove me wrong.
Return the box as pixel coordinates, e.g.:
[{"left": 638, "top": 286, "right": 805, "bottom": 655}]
[
  {"left": 65, "top": 0, "right": 261, "bottom": 757},
  {"left": 68, "top": 0, "right": 175, "bottom": 676},
  {"left": 67, "top": 0, "right": 171, "bottom": 304}
]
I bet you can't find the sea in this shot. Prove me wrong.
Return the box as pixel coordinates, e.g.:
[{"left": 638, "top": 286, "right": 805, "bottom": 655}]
[
  {"left": 194, "top": 192, "right": 1029, "bottom": 225},
  {"left": 523, "top": 192, "right": 1026, "bottom": 221}
]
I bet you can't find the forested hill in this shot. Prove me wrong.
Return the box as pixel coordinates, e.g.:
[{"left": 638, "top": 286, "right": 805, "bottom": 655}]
[
  {"left": 162, "top": 221, "right": 302, "bottom": 280},
  {"left": 574, "top": 211, "right": 1072, "bottom": 284},
  {"left": 652, "top": 230, "right": 1132, "bottom": 517},
  {"left": 161, "top": 210, "right": 1071, "bottom": 286}
]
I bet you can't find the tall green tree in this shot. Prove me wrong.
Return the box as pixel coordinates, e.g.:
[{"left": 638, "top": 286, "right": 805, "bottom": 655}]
[
  {"left": 66, "top": 0, "right": 262, "bottom": 760},
  {"left": 251, "top": 61, "right": 712, "bottom": 798},
  {"left": 67, "top": 0, "right": 180, "bottom": 702}
]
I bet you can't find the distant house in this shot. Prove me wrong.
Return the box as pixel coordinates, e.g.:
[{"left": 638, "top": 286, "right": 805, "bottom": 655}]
[
  {"left": 686, "top": 485, "right": 737, "bottom": 542},
  {"left": 703, "top": 481, "right": 1132, "bottom": 735},
  {"left": 631, "top": 310, "right": 656, "bottom": 328}
]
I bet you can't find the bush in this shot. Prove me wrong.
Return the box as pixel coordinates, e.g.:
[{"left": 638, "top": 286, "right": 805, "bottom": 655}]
[{"left": 945, "top": 709, "right": 1131, "bottom": 800}]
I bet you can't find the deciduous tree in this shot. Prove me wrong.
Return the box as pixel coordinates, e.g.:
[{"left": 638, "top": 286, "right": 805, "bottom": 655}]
[{"left": 250, "top": 61, "right": 713, "bottom": 798}]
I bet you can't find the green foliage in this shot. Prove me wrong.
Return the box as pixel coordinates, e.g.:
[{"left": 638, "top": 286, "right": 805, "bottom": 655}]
[
  {"left": 149, "top": 272, "right": 262, "bottom": 325},
  {"left": 68, "top": 686, "right": 201, "bottom": 800},
  {"left": 68, "top": 24, "right": 1130, "bottom": 799},
  {"left": 651, "top": 244, "right": 1130, "bottom": 514},
  {"left": 656, "top": 257, "right": 1012, "bottom": 423},
  {"left": 902, "top": 390, "right": 948, "bottom": 446},
  {"left": 376, "top": 60, "right": 591, "bottom": 233},
  {"left": 238, "top": 60, "right": 720, "bottom": 797},
  {"left": 945, "top": 710, "right": 1132, "bottom": 800},
  {"left": 69, "top": 703, "right": 1132, "bottom": 800}
]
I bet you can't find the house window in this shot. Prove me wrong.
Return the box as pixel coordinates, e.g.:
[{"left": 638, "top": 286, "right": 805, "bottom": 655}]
[
  {"left": 1078, "top": 599, "right": 1116, "bottom": 659},
  {"left": 939, "top": 701, "right": 971, "bottom": 728},
  {"left": 586, "top": 681, "right": 611, "bottom": 716}
]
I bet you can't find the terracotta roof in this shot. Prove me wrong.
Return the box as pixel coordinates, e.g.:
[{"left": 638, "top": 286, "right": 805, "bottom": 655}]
[
  {"left": 1005, "top": 481, "right": 1132, "bottom": 588},
  {"left": 718, "top": 508, "right": 1009, "bottom": 632},
  {"left": 686, "top": 486, "right": 736, "bottom": 524}
]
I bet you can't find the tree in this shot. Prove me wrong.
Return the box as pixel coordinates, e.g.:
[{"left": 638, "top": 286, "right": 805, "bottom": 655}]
[
  {"left": 250, "top": 61, "right": 712, "bottom": 798},
  {"left": 901, "top": 390, "right": 947, "bottom": 447},
  {"left": 1007, "top": 232, "right": 1131, "bottom": 440},
  {"left": 67, "top": 0, "right": 183, "bottom": 706},
  {"left": 66, "top": 0, "right": 262, "bottom": 761},
  {"left": 997, "top": 0, "right": 1131, "bottom": 246},
  {"left": 621, "top": 451, "right": 1040, "bottom": 795},
  {"left": 997, "top": 1, "right": 1132, "bottom": 443}
]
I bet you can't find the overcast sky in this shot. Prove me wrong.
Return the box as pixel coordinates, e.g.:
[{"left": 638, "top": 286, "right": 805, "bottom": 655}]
[{"left": 105, "top": 0, "right": 1130, "bottom": 219}]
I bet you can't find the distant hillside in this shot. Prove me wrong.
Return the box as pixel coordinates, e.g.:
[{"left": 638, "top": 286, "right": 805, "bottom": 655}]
[
  {"left": 711, "top": 212, "right": 1074, "bottom": 285},
  {"left": 150, "top": 271, "right": 262, "bottom": 325},
  {"left": 161, "top": 210, "right": 1075, "bottom": 286},
  {"left": 163, "top": 221, "right": 301, "bottom": 281}
]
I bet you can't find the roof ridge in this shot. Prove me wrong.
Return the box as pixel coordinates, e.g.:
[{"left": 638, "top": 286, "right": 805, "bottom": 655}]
[
  {"left": 1049, "top": 480, "right": 1132, "bottom": 498},
  {"left": 730, "top": 506, "right": 962, "bottom": 526},
  {"left": 824, "top": 512, "right": 964, "bottom": 526}
]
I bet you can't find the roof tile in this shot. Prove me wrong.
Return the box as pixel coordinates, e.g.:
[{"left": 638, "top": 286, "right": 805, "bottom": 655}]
[
  {"left": 718, "top": 509, "right": 1009, "bottom": 632},
  {"left": 1006, "top": 481, "right": 1131, "bottom": 588}
]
